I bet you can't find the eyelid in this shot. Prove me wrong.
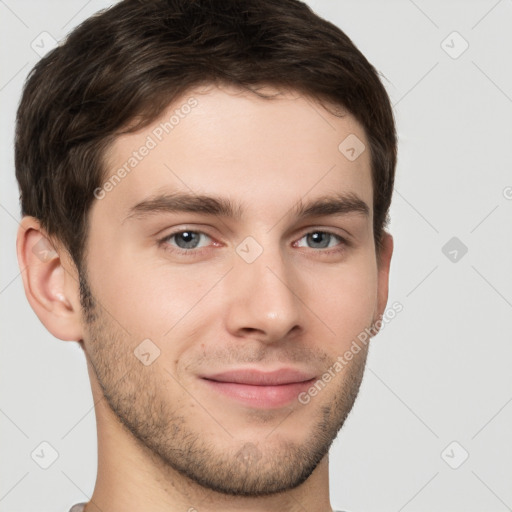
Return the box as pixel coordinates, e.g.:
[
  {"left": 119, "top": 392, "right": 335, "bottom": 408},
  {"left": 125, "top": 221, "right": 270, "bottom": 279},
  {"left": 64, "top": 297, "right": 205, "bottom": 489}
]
[
  {"left": 292, "top": 230, "right": 349, "bottom": 254},
  {"left": 296, "top": 224, "right": 353, "bottom": 243},
  {"left": 157, "top": 227, "right": 216, "bottom": 256}
]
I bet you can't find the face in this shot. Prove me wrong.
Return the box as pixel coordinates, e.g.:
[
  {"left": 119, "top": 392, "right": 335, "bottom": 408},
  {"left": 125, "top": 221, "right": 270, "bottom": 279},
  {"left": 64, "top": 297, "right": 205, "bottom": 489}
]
[{"left": 80, "top": 83, "right": 389, "bottom": 496}]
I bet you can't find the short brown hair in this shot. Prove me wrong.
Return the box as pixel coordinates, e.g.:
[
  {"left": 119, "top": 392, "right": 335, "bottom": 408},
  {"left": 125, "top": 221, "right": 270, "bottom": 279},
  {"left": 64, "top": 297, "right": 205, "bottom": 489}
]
[{"left": 15, "top": 0, "right": 397, "bottom": 272}]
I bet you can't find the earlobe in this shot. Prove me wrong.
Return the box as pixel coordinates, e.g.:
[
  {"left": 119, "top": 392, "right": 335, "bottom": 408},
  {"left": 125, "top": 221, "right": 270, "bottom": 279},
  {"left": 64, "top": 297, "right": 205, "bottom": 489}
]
[{"left": 16, "top": 216, "right": 84, "bottom": 342}]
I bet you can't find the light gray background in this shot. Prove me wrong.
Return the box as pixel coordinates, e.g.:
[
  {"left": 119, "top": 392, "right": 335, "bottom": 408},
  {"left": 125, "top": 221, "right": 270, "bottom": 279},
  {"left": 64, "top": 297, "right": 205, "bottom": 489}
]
[{"left": 1, "top": 1, "right": 511, "bottom": 511}]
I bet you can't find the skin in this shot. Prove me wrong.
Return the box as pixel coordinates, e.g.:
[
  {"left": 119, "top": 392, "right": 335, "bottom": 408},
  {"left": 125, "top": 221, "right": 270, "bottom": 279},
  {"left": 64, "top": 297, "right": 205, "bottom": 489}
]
[{"left": 17, "top": 83, "right": 393, "bottom": 512}]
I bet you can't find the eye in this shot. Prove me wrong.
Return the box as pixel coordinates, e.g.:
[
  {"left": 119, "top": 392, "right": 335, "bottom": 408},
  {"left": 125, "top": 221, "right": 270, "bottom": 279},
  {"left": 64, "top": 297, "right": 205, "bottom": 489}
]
[
  {"left": 294, "top": 230, "right": 346, "bottom": 251},
  {"left": 158, "top": 229, "right": 214, "bottom": 255},
  {"left": 158, "top": 228, "right": 348, "bottom": 258}
]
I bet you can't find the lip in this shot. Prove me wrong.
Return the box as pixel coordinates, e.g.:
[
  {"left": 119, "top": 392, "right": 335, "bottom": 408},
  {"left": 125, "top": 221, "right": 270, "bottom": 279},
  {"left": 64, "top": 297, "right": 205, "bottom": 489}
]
[{"left": 200, "top": 368, "right": 316, "bottom": 408}]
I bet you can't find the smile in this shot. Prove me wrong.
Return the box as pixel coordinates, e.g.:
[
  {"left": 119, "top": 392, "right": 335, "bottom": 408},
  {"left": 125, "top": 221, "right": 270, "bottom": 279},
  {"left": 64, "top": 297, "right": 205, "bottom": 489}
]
[{"left": 200, "top": 368, "right": 317, "bottom": 409}]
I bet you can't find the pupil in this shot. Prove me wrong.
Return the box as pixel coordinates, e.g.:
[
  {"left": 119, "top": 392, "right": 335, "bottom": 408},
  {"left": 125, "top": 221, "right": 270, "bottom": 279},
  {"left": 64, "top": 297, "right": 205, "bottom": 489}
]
[
  {"left": 309, "top": 232, "right": 328, "bottom": 248},
  {"left": 177, "top": 231, "right": 199, "bottom": 249}
]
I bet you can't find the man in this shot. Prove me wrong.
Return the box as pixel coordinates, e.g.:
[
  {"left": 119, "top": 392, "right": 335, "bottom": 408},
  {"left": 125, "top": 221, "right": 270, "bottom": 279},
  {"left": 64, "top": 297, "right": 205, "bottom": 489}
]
[{"left": 15, "top": 0, "right": 396, "bottom": 510}]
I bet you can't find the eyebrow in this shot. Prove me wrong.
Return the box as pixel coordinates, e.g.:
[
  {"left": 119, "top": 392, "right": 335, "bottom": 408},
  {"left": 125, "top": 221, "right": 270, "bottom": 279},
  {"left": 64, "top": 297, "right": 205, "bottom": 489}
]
[{"left": 122, "top": 191, "right": 370, "bottom": 224}]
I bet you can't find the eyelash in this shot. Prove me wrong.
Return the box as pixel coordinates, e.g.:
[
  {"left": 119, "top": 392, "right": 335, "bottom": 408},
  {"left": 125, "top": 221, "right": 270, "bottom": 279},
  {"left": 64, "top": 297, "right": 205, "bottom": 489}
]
[{"left": 157, "top": 228, "right": 350, "bottom": 257}]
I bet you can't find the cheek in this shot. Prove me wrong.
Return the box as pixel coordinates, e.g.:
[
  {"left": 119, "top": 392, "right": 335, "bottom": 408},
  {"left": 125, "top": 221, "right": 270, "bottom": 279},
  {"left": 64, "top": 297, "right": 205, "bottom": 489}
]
[
  {"left": 306, "top": 258, "right": 378, "bottom": 345},
  {"left": 90, "top": 250, "right": 226, "bottom": 343}
]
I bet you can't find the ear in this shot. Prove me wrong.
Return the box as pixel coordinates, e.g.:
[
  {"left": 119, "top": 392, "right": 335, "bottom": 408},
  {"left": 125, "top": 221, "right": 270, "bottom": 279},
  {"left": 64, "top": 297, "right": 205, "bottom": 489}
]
[
  {"left": 373, "top": 232, "right": 394, "bottom": 333},
  {"left": 16, "top": 216, "right": 84, "bottom": 341}
]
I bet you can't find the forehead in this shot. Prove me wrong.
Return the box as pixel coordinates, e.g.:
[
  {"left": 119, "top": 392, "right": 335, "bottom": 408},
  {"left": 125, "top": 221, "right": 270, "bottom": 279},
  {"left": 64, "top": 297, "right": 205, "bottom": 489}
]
[{"left": 96, "top": 83, "right": 373, "bottom": 225}]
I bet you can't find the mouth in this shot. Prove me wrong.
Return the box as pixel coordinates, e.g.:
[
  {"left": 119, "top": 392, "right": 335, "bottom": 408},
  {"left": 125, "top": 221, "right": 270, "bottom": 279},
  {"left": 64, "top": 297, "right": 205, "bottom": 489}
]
[{"left": 200, "top": 368, "right": 316, "bottom": 409}]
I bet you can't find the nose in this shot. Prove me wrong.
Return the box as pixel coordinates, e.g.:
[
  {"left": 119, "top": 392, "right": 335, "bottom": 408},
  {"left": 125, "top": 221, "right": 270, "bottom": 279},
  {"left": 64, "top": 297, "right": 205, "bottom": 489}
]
[{"left": 224, "top": 241, "right": 303, "bottom": 344}]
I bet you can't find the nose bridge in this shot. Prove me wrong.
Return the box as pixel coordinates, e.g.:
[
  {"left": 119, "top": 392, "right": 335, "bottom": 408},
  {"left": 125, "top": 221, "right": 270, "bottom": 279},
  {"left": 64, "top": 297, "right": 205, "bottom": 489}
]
[{"left": 225, "top": 234, "right": 303, "bottom": 340}]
